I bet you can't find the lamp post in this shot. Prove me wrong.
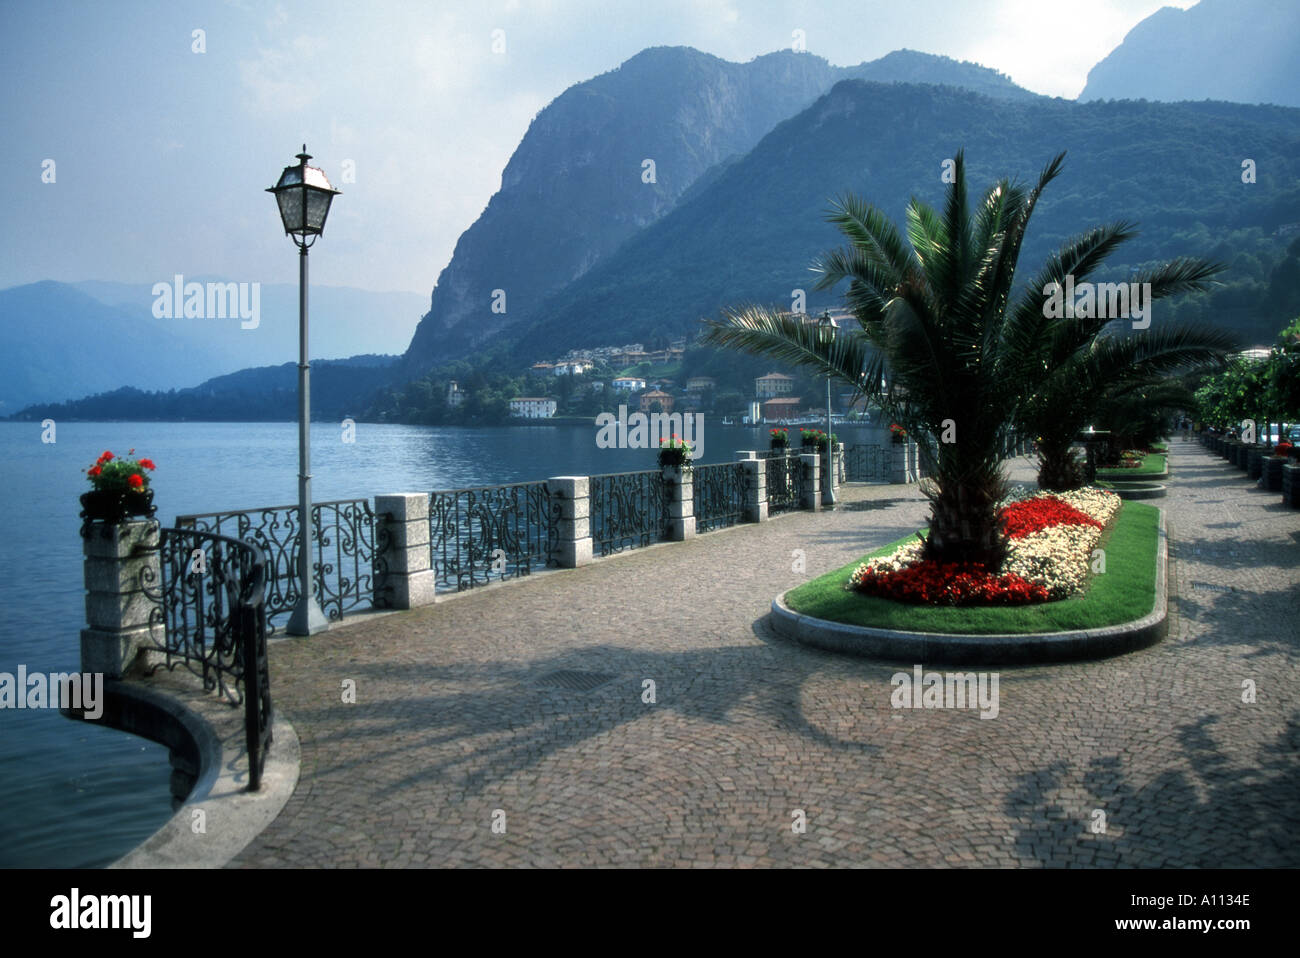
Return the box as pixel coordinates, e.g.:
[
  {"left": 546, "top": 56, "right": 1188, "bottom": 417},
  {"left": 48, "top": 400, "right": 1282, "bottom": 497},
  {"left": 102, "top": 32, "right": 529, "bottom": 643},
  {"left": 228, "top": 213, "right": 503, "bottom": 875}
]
[
  {"left": 818, "top": 310, "right": 837, "bottom": 504},
  {"left": 267, "top": 146, "right": 340, "bottom": 636}
]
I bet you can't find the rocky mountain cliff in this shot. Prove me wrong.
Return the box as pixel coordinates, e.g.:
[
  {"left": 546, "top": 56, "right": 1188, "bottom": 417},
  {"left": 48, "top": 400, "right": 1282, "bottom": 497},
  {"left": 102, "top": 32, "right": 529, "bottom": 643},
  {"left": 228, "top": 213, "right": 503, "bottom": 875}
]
[
  {"left": 401, "top": 46, "right": 1036, "bottom": 376},
  {"left": 1080, "top": 0, "right": 1300, "bottom": 106}
]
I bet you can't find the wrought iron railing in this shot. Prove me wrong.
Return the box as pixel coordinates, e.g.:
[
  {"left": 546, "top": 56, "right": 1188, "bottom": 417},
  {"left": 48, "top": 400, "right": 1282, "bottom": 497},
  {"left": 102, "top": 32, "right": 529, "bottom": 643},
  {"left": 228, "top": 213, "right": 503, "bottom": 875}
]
[
  {"left": 692, "top": 462, "right": 748, "bottom": 533},
  {"left": 765, "top": 453, "right": 803, "bottom": 515},
  {"left": 140, "top": 525, "right": 272, "bottom": 790},
  {"left": 426, "top": 481, "right": 559, "bottom": 592},
  {"left": 175, "top": 499, "right": 388, "bottom": 631},
  {"left": 844, "top": 444, "right": 889, "bottom": 482},
  {"left": 590, "top": 470, "right": 669, "bottom": 556}
]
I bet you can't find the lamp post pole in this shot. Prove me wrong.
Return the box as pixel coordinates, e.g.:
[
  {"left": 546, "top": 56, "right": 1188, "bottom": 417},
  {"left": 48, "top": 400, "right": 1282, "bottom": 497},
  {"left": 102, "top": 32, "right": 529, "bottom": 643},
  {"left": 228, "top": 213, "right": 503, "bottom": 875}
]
[
  {"left": 290, "top": 240, "right": 326, "bottom": 635},
  {"left": 269, "top": 146, "right": 339, "bottom": 637},
  {"left": 819, "top": 310, "right": 837, "bottom": 504}
]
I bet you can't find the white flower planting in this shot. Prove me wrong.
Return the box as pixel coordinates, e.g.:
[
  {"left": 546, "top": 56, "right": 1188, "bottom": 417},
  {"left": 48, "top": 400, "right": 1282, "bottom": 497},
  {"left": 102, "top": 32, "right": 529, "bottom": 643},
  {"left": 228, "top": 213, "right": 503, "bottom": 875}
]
[{"left": 849, "top": 488, "right": 1122, "bottom": 599}]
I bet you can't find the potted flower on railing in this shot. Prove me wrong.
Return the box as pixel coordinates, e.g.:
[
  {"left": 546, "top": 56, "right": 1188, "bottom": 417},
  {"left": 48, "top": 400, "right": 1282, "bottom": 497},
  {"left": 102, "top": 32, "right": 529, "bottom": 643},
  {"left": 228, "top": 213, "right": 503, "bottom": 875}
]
[
  {"left": 658, "top": 434, "right": 693, "bottom": 475},
  {"left": 82, "top": 449, "right": 158, "bottom": 525},
  {"left": 800, "top": 427, "right": 829, "bottom": 450},
  {"left": 889, "top": 423, "right": 908, "bottom": 444},
  {"left": 770, "top": 428, "right": 790, "bottom": 452}
]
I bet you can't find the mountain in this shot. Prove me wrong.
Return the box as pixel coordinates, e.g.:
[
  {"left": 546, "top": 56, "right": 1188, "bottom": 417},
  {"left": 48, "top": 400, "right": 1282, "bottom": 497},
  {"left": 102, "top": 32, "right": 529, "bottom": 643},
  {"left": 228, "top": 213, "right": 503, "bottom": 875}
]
[
  {"left": 73, "top": 280, "right": 426, "bottom": 368},
  {"left": 8, "top": 354, "right": 397, "bottom": 423},
  {"left": 504, "top": 80, "right": 1300, "bottom": 360},
  {"left": 1080, "top": 0, "right": 1300, "bottom": 106},
  {"left": 401, "top": 46, "right": 1037, "bottom": 376},
  {"left": 854, "top": 49, "right": 1035, "bottom": 101},
  {"left": 0, "top": 279, "right": 424, "bottom": 413},
  {"left": 0, "top": 282, "right": 201, "bottom": 414}
]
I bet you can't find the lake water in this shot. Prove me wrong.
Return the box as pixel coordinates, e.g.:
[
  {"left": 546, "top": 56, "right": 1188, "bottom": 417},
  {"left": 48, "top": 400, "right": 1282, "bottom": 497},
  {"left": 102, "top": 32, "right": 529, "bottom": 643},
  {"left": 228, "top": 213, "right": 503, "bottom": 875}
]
[{"left": 0, "top": 417, "right": 885, "bottom": 867}]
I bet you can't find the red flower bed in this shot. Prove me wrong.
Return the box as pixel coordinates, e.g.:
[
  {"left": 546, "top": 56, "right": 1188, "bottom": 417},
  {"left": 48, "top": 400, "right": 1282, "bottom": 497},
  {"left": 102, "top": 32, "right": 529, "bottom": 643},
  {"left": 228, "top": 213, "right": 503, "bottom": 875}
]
[
  {"left": 998, "top": 496, "right": 1102, "bottom": 539},
  {"left": 852, "top": 559, "right": 1049, "bottom": 605}
]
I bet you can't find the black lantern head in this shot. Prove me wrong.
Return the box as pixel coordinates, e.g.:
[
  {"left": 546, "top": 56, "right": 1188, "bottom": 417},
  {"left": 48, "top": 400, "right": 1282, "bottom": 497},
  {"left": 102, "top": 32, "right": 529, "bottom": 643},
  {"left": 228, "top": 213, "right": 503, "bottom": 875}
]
[{"left": 267, "top": 145, "right": 340, "bottom": 245}]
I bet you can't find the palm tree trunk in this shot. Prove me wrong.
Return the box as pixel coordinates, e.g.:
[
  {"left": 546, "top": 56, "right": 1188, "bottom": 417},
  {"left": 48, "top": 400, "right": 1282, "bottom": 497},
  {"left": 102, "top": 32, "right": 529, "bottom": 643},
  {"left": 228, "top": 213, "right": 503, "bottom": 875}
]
[
  {"left": 1036, "top": 438, "right": 1087, "bottom": 491},
  {"left": 922, "top": 455, "right": 1009, "bottom": 569}
]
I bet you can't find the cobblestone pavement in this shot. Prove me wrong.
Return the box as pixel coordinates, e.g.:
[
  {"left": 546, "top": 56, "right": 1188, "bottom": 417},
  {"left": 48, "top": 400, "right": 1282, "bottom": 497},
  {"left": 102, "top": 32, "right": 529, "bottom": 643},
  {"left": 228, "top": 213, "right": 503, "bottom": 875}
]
[{"left": 231, "top": 443, "right": 1299, "bottom": 867}]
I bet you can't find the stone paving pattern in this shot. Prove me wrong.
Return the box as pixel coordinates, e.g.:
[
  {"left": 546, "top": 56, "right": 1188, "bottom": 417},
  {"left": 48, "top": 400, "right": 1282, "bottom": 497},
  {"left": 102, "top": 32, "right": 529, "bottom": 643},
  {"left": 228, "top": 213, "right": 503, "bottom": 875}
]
[{"left": 231, "top": 442, "right": 1300, "bottom": 867}]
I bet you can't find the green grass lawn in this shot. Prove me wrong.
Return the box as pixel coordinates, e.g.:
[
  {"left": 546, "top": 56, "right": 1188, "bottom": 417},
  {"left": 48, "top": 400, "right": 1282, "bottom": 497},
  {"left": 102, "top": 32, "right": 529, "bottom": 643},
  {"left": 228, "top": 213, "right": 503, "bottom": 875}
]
[
  {"left": 616, "top": 361, "right": 683, "bottom": 380},
  {"left": 1096, "top": 453, "right": 1166, "bottom": 479},
  {"left": 1150, "top": 442, "right": 1169, "bottom": 453},
  {"left": 784, "top": 501, "right": 1160, "bottom": 634}
]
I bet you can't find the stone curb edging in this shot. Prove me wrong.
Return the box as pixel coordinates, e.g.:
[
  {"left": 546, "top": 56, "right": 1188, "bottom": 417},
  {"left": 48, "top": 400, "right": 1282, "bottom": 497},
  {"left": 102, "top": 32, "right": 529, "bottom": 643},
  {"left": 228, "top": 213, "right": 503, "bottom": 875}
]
[
  {"left": 1101, "top": 483, "right": 1167, "bottom": 500},
  {"left": 81, "top": 671, "right": 300, "bottom": 868},
  {"left": 1096, "top": 468, "right": 1169, "bottom": 482},
  {"left": 770, "top": 510, "right": 1168, "bottom": 666}
]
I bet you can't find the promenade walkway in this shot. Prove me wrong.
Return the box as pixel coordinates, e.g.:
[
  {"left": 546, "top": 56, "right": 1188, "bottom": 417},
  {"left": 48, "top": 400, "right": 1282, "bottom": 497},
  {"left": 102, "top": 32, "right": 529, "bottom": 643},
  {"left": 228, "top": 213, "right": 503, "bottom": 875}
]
[{"left": 231, "top": 442, "right": 1300, "bottom": 867}]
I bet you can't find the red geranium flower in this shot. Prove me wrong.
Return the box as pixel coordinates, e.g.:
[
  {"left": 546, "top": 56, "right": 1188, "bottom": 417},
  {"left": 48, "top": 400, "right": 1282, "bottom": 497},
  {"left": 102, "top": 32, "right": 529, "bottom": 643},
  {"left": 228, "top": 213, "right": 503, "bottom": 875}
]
[
  {"left": 139, "top": 458, "right": 156, "bottom": 470},
  {"left": 852, "top": 557, "right": 1049, "bottom": 606},
  {"left": 88, "top": 465, "right": 101, "bottom": 477},
  {"left": 128, "top": 473, "right": 144, "bottom": 489},
  {"left": 998, "top": 496, "right": 1101, "bottom": 538}
]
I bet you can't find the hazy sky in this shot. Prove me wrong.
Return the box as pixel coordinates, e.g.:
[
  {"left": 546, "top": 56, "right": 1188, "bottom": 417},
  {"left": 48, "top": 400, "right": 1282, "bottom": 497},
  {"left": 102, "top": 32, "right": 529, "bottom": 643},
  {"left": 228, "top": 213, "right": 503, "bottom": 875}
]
[{"left": 0, "top": 0, "right": 1194, "bottom": 298}]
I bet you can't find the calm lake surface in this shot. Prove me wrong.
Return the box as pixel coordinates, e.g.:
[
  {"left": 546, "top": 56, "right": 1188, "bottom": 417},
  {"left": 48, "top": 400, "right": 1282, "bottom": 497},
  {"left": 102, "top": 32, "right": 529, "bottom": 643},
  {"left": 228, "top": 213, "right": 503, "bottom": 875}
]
[{"left": 0, "top": 417, "right": 885, "bottom": 867}]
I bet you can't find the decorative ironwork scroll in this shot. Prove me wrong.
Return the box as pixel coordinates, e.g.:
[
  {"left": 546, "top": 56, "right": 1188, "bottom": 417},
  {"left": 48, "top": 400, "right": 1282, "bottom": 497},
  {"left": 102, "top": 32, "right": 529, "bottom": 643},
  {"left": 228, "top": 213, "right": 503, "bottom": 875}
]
[
  {"left": 589, "top": 470, "right": 669, "bottom": 556},
  {"left": 426, "top": 481, "right": 559, "bottom": 592},
  {"left": 139, "top": 525, "right": 272, "bottom": 790},
  {"left": 175, "top": 498, "right": 387, "bottom": 631},
  {"left": 692, "top": 463, "right": 747, "bottom": 533},
  {"left": 765, "top": 453, "right": 803, "bottom": 514}
]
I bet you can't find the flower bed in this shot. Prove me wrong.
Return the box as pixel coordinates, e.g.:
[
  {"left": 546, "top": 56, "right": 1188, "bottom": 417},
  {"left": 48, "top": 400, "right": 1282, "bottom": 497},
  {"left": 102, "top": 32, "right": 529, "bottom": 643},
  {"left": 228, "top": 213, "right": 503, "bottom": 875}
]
[
  {"left": 1096, "top": 453, "right": 1166, "bottom": 478},
  {"left": 847, "top": 488, "right": 1120, "bottom": 605}
]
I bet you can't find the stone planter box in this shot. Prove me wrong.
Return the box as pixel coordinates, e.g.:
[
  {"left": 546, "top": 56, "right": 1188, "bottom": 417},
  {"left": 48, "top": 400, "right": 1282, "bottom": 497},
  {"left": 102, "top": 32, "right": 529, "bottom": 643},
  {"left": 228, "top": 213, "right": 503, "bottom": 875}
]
[
  {"left": 1263, "top": 456, "right": 1286, "bottom": 492},
  {"left": 1248, "top": 447, "right": 1265, "bottom": 479},
  {"left": 1283, "top": 463, "right": 1300, "bottom": 508}
]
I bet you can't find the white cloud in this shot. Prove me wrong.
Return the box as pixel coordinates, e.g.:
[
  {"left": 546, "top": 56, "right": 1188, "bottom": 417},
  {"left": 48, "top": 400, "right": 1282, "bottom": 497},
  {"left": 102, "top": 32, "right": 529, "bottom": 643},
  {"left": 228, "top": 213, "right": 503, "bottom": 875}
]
[
  {"left": 237, "top": 35, "right": 330, "bottom": 113},
  {"left": 956, "top": 0, "right": 1198, "bottom": 98}
]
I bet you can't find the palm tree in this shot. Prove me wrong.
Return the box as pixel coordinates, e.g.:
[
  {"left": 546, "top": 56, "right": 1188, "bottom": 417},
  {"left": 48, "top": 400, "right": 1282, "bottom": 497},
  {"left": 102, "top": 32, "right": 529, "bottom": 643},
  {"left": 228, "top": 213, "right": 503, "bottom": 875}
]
[
  {"left": 702, "top": 151, "right": 1224, "bottom": 568},
  {"left": 1092, "top": 377, "right": 1197, "bottom": 456},
  {"left": 1022, "top": 321, "right": 1236, "bottom": 490}
]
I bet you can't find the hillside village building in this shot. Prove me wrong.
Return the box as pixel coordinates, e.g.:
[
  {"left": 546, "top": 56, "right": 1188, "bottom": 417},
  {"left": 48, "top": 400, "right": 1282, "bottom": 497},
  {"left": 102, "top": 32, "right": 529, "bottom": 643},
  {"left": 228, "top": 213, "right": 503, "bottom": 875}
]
[
  {"left": 509, "top": 397, "right": 557, "bottom": 419},
  {"left": 756, "top": 372, "right": 794, "bottom": 399},
  {"left": 762, "top": 396, "right": 802, "bottom": 421},
  {"left": 639, "top": 389, "right": 674, "bottom": 413}
]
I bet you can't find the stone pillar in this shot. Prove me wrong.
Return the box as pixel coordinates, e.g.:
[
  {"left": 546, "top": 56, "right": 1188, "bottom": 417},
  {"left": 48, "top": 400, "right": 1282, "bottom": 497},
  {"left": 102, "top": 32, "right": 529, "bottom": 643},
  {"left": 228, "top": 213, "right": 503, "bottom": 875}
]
[
  {"left": 664, "top": 465, "right": 695, "bottom": 541},
  {"left": 548, "top": 476, "right": 592, "bottom": 567},
  {"left": 374, "top": 493, "right": 437, "bottom": 609},
  {"left": 800, "top": 453, "right": 821, "bottom": 512},
  {"left": 820, "top": 444, "right": 842, "bottom": 504},
  {"left": 889, "top": 441, "right": 916, "bottom": 483},
  {"left": 742, "top": 458, "right": 767, "bottom": 522},
  {"left": 82, "top": 519, "right": 162, "bottom": 678},
  {"left": 735, "top": 450, "right": 758, "bottom": 460}
]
